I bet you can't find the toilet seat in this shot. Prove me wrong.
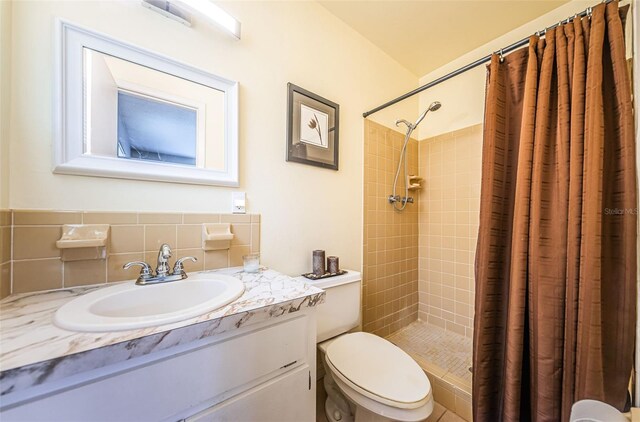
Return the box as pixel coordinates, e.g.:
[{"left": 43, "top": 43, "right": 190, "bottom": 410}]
[{"left": 325, "top": 332, "right": 431, "bottom": 410}]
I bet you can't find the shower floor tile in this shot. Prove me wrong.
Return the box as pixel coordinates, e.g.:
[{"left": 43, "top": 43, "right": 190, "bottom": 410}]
[{"left": 386, "top": 319, "right": 472, "bottom": 394}]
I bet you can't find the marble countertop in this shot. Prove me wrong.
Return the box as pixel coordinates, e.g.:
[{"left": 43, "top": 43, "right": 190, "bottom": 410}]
[{"left": 0, "top": 268, "right": 324, "bottom": 396}]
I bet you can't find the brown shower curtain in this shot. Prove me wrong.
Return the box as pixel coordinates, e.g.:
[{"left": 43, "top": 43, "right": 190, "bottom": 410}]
[{"left": 473, "top": 2, "right": 636, "bottom": 422}]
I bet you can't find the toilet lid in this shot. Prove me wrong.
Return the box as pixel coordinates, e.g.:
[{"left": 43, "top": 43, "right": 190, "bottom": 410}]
[{"left": 325, "top": 332, "right": 431, "bottom": 405}]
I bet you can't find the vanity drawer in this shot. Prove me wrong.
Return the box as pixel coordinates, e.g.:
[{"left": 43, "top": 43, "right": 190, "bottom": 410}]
[
  {"left": 2, "top": 313, "right": 311, "bottom": 421},
  {"left": 185, "top": 364, "right": 314, "bottom": 422}
]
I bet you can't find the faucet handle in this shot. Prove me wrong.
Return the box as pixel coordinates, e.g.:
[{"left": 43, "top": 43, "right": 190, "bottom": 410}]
[
  {"left": 172, "top": 256, "right": 197, "bottom": 275},
  {"left": 123, "top": 261, "right": 153, "bottom": 280}
]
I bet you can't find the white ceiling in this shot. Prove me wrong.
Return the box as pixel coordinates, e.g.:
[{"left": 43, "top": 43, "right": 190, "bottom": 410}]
[{"left": 319, "top": 0, "right": 570, "bottom": 76}]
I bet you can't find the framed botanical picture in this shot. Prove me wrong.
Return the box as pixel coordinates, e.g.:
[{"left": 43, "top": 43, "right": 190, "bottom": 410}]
[{"left": 286, "top": 83, "right": 339, "bottom": 170}]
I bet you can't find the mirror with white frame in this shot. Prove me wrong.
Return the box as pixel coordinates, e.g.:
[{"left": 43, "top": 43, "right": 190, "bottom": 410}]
[{"left": 55, "top": 20, "right": 239, "bottom": 186}]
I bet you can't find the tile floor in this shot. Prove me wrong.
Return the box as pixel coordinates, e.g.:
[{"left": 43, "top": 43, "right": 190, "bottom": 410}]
[
  {"left": 386, "top": 320, "right": 472, "bottom": 390},
  {"left": 387, "top": 320, "right": 472, "bottom": 420},
  {"left": 427, "top": 402, "right": 467, "bottom": 422}
]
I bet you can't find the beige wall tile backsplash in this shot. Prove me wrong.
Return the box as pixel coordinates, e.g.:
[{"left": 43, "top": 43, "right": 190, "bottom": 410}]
[
  {"left": 177, "top": 225, "right": 201, "bottom": 250},
  {"left": 0, "top": 211, "right": 260, "bottom": 299},
  {"left": 14, "top": 210, "right": 82, "bottom": 226},
  {"left": 1, "top": 210, "right": 11, "bottom": 298},
  {"left": 362, "top": 120, "right": 419, "bottom": 337},
  {"left": 418, "top": 124, "right": 482, "bottom": 338},
  {"left": 13, "top": 226, "right": 61, "bottom": 260},
  {"left": 64, "top": 259, "right": 108, "bottom": 288}
]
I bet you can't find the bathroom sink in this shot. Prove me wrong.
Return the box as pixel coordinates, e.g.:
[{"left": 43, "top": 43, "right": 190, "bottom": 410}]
[{"left": 54, "top": 273, "right": 245, "bottom": 332}]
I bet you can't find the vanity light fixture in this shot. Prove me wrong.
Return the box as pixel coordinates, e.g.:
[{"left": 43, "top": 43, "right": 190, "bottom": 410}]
[
  {"left": 179, "top": 0, "right": 240, "bottom": 39},
  {"left": 142, "top": 0, "right": 192, "bottom": 26},
  {"left": 142, "top": 0, "right": 241, "bottom": 39}
]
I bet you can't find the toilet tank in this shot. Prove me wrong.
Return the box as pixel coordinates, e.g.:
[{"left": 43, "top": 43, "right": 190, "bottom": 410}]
[{"left": 295, "top": 271, "right": 361, "bottom": 343}]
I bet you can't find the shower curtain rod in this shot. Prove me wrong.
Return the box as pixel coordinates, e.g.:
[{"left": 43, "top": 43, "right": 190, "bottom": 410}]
[{"left": 362, "top": 0, "right": 612, "bottom": 118}]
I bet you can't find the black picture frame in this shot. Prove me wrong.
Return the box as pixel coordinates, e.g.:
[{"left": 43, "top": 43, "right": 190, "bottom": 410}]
[{"left": 286, "top": 83, "right": 339, "bottom": 170}]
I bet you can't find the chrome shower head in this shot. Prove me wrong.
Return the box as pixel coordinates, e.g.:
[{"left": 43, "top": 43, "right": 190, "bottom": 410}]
[
  {"left": 429, "top": 101, "right": 442, "bottom": 112},
  {"left": 413, "top": 101, "right": 442, "bottom": 128}
]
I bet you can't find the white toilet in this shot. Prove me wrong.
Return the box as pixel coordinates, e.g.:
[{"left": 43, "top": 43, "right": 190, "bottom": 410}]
[{"left": 297, "top": 271, "right": 433, "bottom": 422}]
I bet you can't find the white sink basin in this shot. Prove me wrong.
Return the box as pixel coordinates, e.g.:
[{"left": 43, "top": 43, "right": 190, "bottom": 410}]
[{"left": 54, "top": 273, "right": 245, "bottom": 332}]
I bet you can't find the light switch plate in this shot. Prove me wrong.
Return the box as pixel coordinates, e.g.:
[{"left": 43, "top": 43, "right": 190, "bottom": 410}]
[{"left": 232, "top": 192, "right": 246, "bottom": 214}]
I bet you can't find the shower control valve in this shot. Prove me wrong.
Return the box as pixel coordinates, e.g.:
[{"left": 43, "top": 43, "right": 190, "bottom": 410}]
[{"left": 388, "top": 195, "right": 414, "bottom": 205}]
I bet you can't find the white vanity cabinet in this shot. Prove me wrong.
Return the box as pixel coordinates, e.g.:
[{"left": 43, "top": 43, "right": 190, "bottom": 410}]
[{"left": 1, "top": 309, "right": 317, "bottom": 422}]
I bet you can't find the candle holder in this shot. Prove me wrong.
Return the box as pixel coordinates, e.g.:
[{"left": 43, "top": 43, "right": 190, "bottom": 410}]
[{"left": 243, "top": 253, "right": 260, "bottom": 273}]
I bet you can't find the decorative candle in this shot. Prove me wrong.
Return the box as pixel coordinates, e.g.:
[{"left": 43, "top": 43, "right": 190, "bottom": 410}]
[
  {"left": 312, "top": 250, "right": 326, "bottom": 276},
  {"left": 327, "top": 256, "right": 340, "bottom": 274}
]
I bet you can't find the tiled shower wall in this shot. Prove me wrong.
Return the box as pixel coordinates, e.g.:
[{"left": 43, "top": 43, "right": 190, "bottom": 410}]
[
  {"left": 362, "top": 119, "right": 419, "bottom": 336},
  {"left": 0, "top": 210, "right": 260, "bottom": 299},
  {"left": 418, "top": 124, "right": 482, "bottom": 337}
]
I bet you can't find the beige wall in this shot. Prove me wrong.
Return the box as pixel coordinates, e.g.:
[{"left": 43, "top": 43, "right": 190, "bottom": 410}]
[
  {"left": 417, "top": 0, "right": 592, "bottom": 139},
  {"left": 418, "top": 125, "right": 482, "bottom": 338},
  {"left": 0, "top": 1, "right": 11, "bottom": 209},
  {"left": 5, "top": 1, "right": 419, "bottom": 276},
  {"left": 362, "top": 120, "right": 419, "bottom": 337}
]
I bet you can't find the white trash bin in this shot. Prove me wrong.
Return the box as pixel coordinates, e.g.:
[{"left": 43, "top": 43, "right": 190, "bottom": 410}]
[{"left": 569, "top": 399, "right": 628, "bottom": 422}]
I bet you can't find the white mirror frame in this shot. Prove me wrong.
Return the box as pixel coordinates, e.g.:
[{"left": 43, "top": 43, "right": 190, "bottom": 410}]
[{"left": 53, "top": 19, "right": 239, "bottom": 186}]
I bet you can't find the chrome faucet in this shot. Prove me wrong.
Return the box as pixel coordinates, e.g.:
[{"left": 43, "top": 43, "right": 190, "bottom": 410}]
[
  {"left": 123, "top": 243, "right": 197, "bottom": 285},
  {"left": 156, "top": 243, "right": 172, "bottom": 277}
]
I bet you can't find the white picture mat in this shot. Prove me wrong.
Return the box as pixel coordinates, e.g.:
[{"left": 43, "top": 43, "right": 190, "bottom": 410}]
[{"left": 299, "top": 104, "right": 329, "bottom": 149}]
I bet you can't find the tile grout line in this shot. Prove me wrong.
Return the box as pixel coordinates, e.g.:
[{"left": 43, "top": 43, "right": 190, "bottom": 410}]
[{"left": 10, "top": 210, "right": 13, "bottom": 295}]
